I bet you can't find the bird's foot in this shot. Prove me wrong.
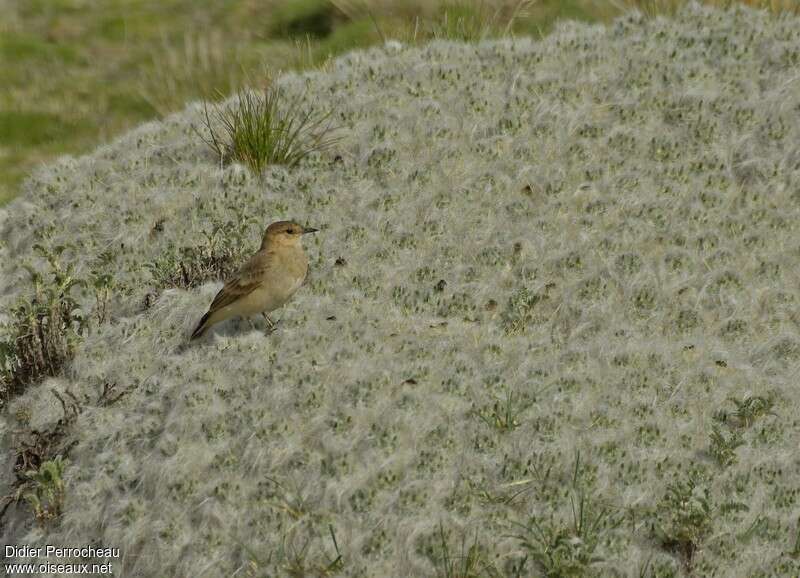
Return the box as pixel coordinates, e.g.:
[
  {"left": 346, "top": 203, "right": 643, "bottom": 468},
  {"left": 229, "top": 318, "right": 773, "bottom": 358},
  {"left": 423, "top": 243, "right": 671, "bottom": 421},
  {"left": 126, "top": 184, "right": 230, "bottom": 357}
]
[{"left": 261, "top": 313, "right": 280, "bottom": 334}]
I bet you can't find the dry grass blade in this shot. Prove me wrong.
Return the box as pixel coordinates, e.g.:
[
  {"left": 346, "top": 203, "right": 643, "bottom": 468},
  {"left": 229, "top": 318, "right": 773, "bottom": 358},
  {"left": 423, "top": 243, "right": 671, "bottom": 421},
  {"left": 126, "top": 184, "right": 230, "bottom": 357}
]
[
  {"left": 429, "top": 0, "right": 535, "bottom": 41},
  {"left": 139, "top": 30, "right": 250, "bottom": 117}
]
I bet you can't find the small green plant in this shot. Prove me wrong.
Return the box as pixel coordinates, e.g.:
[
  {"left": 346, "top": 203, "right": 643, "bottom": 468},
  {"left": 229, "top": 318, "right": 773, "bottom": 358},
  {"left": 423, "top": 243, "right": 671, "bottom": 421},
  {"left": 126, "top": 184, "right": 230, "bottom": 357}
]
[
  {"left": 0, "top": 245, "right": 88, "bottom": 404},
  {"left": 501, "top": 287, "right": 544, "bottom": 335},
  {"left": 708, "top": 424, "right": 744, "bottom": 467},
  {"left": 652, "top": 472, "right": 713, "bottom": 573},
  {"left": 0, "top": 383, "right": 132, "bottom": 528},
  {"left": 725, "top": 394, "right": 775, "bottom": 428},
  {"left": 707, "top": 393, "right": 776, "bottom": 468},
  {"left": 198, "top": 86, "right": 340, "bottom": 175},
  {"left": 90, "top": 271, "right": 116, "bottom": 325},
  {"left": 23, "top": 455, "right": 68, "bottom": 528}
]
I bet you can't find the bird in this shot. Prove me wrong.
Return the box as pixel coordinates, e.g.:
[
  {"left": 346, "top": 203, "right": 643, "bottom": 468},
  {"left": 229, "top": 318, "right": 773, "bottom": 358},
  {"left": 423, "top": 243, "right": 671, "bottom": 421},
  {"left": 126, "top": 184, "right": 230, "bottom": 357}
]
[{"left": 190, "top": 220, "right": 318, "bottom": 339}]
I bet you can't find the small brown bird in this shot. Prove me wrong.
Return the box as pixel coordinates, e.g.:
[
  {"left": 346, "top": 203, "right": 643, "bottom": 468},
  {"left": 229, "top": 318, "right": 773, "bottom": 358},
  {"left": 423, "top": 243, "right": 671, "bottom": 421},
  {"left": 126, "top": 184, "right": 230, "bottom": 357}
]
[{"left": 191, "top": 220, "right": 318, "bottom": 339}]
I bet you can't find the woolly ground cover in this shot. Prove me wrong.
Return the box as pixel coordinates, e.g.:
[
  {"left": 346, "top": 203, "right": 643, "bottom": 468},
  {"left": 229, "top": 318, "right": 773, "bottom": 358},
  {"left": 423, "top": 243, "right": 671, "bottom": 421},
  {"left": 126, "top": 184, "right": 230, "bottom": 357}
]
[{"left": 2, "top": 3, "right": 800, "bottom": 576}]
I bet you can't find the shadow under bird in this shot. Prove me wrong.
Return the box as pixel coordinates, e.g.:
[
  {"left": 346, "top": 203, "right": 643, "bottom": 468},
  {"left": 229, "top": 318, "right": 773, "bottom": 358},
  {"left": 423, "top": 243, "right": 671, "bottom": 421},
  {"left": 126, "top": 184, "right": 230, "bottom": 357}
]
[{"left": 191, "top": 220, "right": 318, "bottom": 339}]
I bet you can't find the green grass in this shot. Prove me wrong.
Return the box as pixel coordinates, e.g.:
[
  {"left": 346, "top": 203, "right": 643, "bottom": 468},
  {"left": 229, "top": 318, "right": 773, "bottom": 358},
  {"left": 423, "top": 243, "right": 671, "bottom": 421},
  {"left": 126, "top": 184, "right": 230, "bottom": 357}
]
[
  {"left": 429, "top": 523, "right": 501, "bottom": 578},
  {"left": 198, "top": 87, "right": 341, "bottom": 174},
  {"left": 0, "top": 33, "right": 82, "bottom": 63},
  {"left": 0, "top": 111, "right": 77, "bottom": 146}
]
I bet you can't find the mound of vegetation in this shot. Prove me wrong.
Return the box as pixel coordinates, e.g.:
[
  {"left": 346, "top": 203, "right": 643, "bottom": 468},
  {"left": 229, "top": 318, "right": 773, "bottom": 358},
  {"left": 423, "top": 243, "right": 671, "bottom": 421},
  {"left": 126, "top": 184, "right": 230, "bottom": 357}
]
[{"left": 1, "top": 4, "right": 800, "bottom": 576}]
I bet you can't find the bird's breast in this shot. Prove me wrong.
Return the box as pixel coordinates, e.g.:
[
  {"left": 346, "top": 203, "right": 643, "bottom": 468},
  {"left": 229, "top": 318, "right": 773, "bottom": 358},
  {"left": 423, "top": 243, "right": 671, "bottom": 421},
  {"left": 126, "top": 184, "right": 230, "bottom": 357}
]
[{"left": 269, "top": 248, "right": 308, "bottom": 301}]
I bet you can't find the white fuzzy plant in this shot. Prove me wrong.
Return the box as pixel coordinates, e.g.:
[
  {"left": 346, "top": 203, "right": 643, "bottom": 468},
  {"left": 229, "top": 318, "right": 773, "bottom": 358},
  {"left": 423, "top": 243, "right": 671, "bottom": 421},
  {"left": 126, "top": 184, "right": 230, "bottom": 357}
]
[{"left": 1, "top": 3, "right": 800, "bottom": 577}]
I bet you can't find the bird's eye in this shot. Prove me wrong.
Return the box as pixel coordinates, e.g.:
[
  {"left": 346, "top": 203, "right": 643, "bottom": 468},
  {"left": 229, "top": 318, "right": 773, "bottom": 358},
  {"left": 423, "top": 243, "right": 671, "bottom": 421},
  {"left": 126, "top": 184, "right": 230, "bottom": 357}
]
[{"left": 287, "top": 228, "right": 295, "bottom": 234}]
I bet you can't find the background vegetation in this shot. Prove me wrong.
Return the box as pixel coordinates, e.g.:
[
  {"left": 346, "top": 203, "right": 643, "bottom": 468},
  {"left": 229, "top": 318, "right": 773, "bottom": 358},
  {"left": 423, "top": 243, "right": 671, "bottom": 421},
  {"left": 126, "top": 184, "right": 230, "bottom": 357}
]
[{"left": 1, "top": 0, "right": 798, "bottom": 204}]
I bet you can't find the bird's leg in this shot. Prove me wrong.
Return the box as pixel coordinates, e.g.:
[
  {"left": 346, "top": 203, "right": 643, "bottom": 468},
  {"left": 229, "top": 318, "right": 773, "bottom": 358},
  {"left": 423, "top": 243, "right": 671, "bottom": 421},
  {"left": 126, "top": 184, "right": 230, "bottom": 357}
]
[{"left": 261, "top": 312, "right": 278, "bottom": 334}]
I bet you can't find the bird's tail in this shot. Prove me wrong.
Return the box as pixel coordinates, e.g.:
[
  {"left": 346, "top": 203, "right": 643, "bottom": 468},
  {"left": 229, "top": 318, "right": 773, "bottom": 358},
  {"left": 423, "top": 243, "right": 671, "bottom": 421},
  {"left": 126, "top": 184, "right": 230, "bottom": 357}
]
[{"left": 190, "top": 311, "right": 212, "bottom": 340}]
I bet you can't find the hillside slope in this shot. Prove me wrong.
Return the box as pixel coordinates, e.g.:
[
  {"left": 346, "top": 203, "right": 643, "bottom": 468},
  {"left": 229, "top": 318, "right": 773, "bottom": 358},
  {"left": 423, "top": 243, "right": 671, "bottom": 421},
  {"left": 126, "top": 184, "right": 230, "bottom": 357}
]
[{"left": 2, "top": 4, "right": 800, "bottom": 576}]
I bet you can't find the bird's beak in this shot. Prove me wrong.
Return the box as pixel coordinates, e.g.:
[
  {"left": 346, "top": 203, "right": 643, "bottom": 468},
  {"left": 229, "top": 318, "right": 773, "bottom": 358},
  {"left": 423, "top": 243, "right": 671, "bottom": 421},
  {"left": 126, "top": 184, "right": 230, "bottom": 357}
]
[{"left": 303, "top": 227, "right": 319, "bottom": 234}]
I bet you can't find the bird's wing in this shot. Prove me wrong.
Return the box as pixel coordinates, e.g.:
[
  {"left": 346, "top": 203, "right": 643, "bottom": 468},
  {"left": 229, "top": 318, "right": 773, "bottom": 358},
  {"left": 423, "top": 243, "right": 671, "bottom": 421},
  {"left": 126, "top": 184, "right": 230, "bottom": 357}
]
[{"left": 206, "top": 251, "right": 271, "bottom": 313}]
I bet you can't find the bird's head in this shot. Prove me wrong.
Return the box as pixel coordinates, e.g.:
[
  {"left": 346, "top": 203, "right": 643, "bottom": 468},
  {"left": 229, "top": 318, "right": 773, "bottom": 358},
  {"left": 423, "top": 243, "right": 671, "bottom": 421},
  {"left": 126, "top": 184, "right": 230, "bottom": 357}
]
[{"left": 261, "top": 220, "right": 318, "bottom": 249}]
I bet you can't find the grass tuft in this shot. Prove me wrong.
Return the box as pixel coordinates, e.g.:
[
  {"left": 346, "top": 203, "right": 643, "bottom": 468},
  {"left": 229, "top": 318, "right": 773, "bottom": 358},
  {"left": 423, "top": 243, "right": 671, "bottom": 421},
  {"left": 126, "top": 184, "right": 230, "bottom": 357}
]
[
  {"left": 197, "top": 86, "right": 341, "bottom": 175},
  {"left": 429, "top": 522, "right": 501, "bottom": 578},
  {"left": 242, "top": 523, "right": 345, "bottom": 577},
  {"left": 510, "top": 452, "right": 619, "bottom": 577},
  {"left": 473, "top": 390, "right": 533, "bottom": 433}
]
